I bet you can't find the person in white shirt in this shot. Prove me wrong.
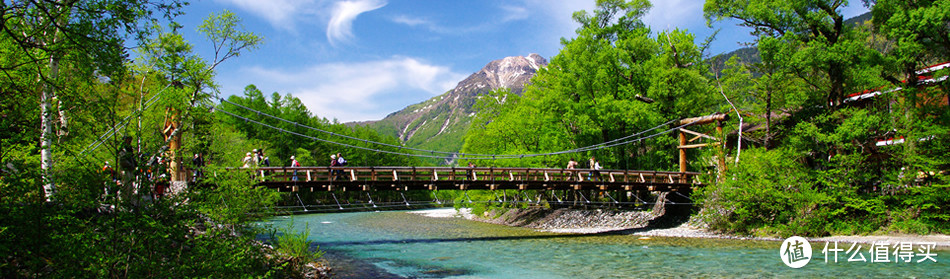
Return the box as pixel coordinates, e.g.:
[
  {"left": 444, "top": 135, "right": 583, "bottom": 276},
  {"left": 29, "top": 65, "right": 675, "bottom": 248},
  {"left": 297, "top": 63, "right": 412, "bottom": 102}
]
[{"left": 589, "top": 157, "right": 602, "bottom": 181}]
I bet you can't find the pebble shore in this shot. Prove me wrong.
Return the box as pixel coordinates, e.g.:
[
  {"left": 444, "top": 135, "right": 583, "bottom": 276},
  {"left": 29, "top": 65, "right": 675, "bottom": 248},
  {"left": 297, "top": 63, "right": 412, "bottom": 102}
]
[{"left": 409, "top": 208, "right": 950, "bottom": 247}]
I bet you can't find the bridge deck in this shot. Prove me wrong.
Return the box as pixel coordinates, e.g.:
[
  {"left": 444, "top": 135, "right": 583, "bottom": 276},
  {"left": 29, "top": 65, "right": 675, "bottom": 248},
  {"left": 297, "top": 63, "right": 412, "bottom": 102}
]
[{"left": 246, "top": 166, "right": 701, "bottom": 192}]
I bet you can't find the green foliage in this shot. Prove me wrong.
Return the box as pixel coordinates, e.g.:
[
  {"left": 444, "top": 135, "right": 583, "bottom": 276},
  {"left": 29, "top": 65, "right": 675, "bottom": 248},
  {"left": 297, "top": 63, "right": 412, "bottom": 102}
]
[
  {"left": 452, "top": 190, "right": 539, "bottom": 217},
  {"left": 872, "top": 0, "right": 950, "bottom": 72},
  {"left": 220, "top": 85, "right": 417, "bottom": 168},
  {"left": 0, "top": 171, "right": 287, "bottom": 277},
  {"left": 698, "top": 147, "right": 950, "bottom": 237},
  {"left": 462, "top": 1, "right": 717, "bottom": 171},
  {"left": 0, "top": 4, "right": 319, "bottom": 277},
  {"left": 698, "top": 0, "right": 950, "bottom": 237},
  {"left": 274, "top": 222, "right": 324, "bottom": 266},
  {"left": 194, "top": 167, "right": 282, "bottom": 224},
  {"left": 697, "top": 148, "right": 829, "bottom": 237}
]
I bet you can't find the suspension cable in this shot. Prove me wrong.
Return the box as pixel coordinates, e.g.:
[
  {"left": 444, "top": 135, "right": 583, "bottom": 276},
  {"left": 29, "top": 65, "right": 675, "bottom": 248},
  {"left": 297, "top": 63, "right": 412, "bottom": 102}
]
[
  {"left": 218, "top": 97, "right": 685, "bottom": 159},
  {"left": 214, "top": 105, "right": 706, "bottom": 160},
  {"left": 79, "top": 84, "right": 172, "bottom": 156}
]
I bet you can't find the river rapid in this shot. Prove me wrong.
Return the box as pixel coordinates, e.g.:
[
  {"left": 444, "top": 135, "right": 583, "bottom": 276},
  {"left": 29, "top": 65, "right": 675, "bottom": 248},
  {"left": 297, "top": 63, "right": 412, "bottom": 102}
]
[{"left": 263, "top": 209, "right": 948, "bottom": 278}]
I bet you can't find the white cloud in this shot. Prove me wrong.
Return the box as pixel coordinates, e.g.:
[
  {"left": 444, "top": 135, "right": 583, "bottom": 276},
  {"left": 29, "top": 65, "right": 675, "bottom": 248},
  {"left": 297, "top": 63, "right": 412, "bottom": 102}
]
[
  {"left": 391, "top": 14, "right": 429, "bottom": 27},
  {"left": 327, "top": 0, "right": 387, "bottom": 46},
  {"left": 214, "top": 0, "right": 323, "bottom": 31},
  {"left": 500, "top": 5, "right": 530, "bottom": 22},
  {"left": 240, "top": 57, "right": 466, "bottom": 122}
]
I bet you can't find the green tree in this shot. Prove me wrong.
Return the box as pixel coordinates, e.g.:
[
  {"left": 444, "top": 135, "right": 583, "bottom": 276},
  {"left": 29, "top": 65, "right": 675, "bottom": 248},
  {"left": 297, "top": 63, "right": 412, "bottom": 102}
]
[
  {"left": 704, "top": 0, "right": 879, "bottom": 107},
  {"left": 464, "top": 0, "right": 718, "bottom": 171},
  {"left": 871, "top": 0, "right": 950, "bottom": 183},
  {"left": 221, "top": 85, "right": 417, "bottom": 168},
  {"left": 718, "top": 37, "right": 809, "bottom": 148},
  {"left": 140, "top": 10, "right": 261, "bottom": 184},
  {"left": 0, "top": 0, "right": 184, "bottom": 200}
]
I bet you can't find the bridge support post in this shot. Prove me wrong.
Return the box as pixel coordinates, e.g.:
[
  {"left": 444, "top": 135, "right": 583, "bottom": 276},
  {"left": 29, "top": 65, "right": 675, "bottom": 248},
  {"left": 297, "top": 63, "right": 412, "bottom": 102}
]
[
  {"left": 717, "top": 120, "right": 726, "bottom": 180},
  {"left": 679, "top": 130, "right": 687, "bottom": 173}
]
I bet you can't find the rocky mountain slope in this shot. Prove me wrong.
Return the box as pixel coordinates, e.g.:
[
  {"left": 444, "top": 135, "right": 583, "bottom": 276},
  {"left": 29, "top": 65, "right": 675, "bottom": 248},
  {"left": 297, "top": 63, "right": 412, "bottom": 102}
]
[{"left": 359, "top": 54, "right": 547, "bottom": 161}]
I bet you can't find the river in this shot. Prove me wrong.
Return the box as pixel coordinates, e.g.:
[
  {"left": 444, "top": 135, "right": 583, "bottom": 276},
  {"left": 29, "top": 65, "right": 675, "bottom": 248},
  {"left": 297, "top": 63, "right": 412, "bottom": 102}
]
[{"left": 264, "top": 209, "right": 948, "bottom": 278}]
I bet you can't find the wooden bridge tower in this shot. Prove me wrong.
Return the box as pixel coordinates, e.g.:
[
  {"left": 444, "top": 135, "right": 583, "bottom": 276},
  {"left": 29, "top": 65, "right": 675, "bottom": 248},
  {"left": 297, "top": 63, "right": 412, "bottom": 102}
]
[{"left": 677, "top": 113, "right": 729, "bottom": 178}]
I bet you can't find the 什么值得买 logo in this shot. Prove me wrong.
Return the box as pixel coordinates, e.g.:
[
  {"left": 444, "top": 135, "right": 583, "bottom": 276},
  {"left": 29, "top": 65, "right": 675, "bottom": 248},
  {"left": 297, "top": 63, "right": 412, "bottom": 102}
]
[{"left": 780, "top": 236, "right": 812, "bottom": 268}]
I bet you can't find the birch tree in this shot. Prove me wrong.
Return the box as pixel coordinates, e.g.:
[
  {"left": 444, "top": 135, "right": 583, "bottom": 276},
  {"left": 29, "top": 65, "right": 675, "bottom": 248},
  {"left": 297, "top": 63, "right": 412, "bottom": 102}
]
[{"left": 0, "top": 0, "right": 184, "bottom": 200}]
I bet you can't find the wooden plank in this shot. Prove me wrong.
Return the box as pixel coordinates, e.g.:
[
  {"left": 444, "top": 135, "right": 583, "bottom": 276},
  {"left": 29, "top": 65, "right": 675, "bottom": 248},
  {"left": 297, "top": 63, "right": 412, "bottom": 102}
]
[
  {"left": 679, "top": 113, "right": 728, "bottom": 126},
  {"left": 681, "top": 128, "right": 718, "bottom": 141},
  {"left": 679, "top": 142, "right": 718, "bottom": 149}
]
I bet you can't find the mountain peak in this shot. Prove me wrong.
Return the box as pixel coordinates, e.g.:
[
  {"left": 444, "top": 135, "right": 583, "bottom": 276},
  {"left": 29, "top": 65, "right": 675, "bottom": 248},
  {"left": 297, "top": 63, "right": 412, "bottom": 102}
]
[
  {"left": 455, "top": 54, "right": 548, "bottom": 95},
  {"left": 363, "top": 54, "right": 547, "bottom": 162}
]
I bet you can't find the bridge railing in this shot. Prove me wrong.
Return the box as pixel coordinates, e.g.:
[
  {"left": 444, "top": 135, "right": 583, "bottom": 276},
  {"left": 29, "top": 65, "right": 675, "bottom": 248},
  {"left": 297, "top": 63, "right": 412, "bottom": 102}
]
[{"left": 241, "top": 166, "right": 700, "bottom": 185}]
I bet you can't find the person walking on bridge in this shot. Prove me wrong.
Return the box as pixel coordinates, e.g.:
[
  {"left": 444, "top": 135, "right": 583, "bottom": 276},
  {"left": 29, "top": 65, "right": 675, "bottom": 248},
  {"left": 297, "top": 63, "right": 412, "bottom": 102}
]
[
  {"left": 252, "top": 149, "right": 261, "bottom": 167},
  {"left": 589, "top": 157, "right": 602, "bottom": 181},
  {"left": 118, "top": 136, "right": 137, "bottom": 204},
  {"left": 566, "top": 158, "right": 578, "bottom": 181},
  {"left": 330, "top": 154, "right": 339, "bottom": 180},
  {"left": 242, "top": 152, "right": 252, "bottom": 168},
  {"left": 336, "top": 153, "right": 346, "bottom": 166},
  {"left": 290, "top": 156, "right": 301, "bottom": 181},
  {"left": 191, "top": 153, "right": 204, "bottom": 183},
  {"left": 467, "top": 162, "right": 477, "bottom": 181},
  {"left": 335, "top": 153, "right": 347, "bottom": 180}
]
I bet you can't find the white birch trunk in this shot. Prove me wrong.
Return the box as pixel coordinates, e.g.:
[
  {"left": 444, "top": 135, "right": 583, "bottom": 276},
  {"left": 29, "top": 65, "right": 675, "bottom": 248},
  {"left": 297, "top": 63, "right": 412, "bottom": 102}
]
[
  {"left": 40, "top": 68, "right": 56, "bottom": 200},
  {"left": 40, "top": 0, "right": 68, "bottom": 201},
  {"left": 41, "top": 54, "right": 61, "bottom": 200}
]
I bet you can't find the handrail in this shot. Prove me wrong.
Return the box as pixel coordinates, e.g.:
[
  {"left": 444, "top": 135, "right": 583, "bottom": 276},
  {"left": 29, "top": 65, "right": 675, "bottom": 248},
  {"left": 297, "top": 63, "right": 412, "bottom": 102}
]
[
  {"left": 238, "top": 166, "right": 699, "bottom": 175},
  {"left": 227, "top": 166, "right": 701, "bottom": 186}
]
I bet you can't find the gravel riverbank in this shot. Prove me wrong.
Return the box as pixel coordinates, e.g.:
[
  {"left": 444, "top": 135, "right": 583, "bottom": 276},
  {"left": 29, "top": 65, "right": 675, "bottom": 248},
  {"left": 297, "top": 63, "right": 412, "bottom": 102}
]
[{"left": 409, "top": 208, "right": 950, "bottom": 247}]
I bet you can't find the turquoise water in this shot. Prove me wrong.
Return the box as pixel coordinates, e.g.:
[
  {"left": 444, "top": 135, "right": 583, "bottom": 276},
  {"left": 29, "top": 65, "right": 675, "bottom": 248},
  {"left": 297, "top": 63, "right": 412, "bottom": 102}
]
[{"left": 265, "top": 210, "right": 949, "bottom": 278}]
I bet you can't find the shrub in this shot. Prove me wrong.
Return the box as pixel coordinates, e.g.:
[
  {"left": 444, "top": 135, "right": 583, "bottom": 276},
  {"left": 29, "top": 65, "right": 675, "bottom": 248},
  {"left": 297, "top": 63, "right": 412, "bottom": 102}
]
[{"left": 696, "top": 148, "right": 833, "bottom": 237}]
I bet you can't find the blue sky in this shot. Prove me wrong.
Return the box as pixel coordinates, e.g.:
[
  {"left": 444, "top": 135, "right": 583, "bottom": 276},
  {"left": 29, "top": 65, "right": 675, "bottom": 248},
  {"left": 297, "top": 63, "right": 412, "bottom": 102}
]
[{"left": 174, "top": 0, "right": 869, "bottom": 122}]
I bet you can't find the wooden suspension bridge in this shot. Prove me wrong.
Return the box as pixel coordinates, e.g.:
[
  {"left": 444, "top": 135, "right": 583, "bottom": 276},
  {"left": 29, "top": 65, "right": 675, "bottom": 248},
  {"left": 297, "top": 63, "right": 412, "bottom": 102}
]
[
  {"left": 251, "top": 166, "right": 702, "bottom": 193},
  {"left": 234, "top": 113, "right": 731, "bottom": 196}
]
